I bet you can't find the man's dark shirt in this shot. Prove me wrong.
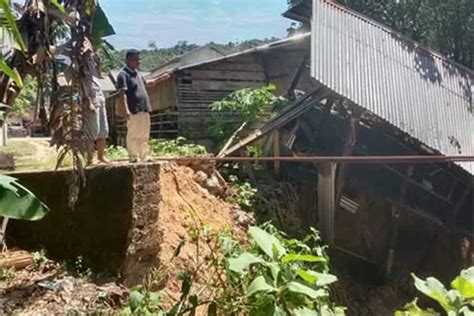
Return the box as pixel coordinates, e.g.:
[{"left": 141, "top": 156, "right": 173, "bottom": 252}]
[{"left": 116, "top": 66, "right": 152, "bottom": 114}]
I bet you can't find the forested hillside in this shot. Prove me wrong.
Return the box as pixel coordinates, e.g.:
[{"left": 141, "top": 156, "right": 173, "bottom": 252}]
[{"left": 101, "top": 37, "right": 279, "bottom": 72}]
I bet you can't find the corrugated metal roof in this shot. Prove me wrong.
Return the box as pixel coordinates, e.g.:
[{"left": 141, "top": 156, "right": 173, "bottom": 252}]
[{"left": 311, "top": 0, "right": 474, "bottom": 174}]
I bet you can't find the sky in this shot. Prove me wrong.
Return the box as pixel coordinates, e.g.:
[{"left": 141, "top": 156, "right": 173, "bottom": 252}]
[{"left": 99, "top": 0, "right": 290, "bottom": 50}]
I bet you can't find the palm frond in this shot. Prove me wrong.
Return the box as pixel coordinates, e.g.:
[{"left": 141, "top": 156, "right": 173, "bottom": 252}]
[
  {"left": 98, "top": 39, "right": 120, "bottom": 65},
  {"left": 0, "top": 58, "right": 23, "bottom": 87},
  {"left": 49, "top": 0, "right": 65, "bottom": 13},
  {"left": 91, "top": 4, "right": 115, "bottom": 45},
  {"left": 0, "top": 0, "right": 26, "bottom": 52}
]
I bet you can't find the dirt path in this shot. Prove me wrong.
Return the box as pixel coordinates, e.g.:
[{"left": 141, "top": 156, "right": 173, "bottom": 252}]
[
  {"left": 5, "top": 138, "right": 59, "bottom": 171},
  {"left": 17, "top": 138, "right": 55, "bottom": 162},
  {"left": 29, "top": 138, "right": 55, "bottom": 163}
]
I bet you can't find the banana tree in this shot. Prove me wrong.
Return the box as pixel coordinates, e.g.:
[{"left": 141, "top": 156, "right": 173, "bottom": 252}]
[
  {"left": 0, "top": 0, "right": 115, "bottom": 205},
  {"left": 0, "top": 174, "right": 49, "bottom": 252}
]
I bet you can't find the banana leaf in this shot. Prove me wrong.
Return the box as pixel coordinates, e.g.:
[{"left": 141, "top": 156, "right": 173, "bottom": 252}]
[
  {"left": 0, "top": 175, "right": 49, "bottom": 221},
  {"left": 91, "top": 3, "right": 115, "bottom": 45}
]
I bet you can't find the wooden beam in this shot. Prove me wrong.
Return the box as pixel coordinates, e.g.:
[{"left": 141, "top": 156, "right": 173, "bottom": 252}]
[
  {"left": 318, "top": 162, "right": 337, "bottom": 244},
  {"left": 217, "top": 122, "right": 247, "bottom": 158},
  {"left": 385, "top": 165, "right": 414, "bottom": 277},
  {"left": 0, "top": 250, "right": 33, "bottom": 270},
  {"left": 385, "top": 205, "right": 400, "bottom": 277},
  {"left": 447, "top": 177, "right": 459, "bottom": 201},
  {"left": 366, "top": 119, "right": 470, "bottom": 186},
  {"left": 335, "top": 117, "right": 358, "bottom": 207},
  {"left": 0, "top": 218, "right": 8, "bottom": 252},
  {"left": 448, "top": 183, "right": 473, "bottom": 227},
  {"left": 261, "top": 54, "right": 270, "bottom": 84},
  {"left": 381, "top": 163, "right": 453, "bottom": 205},
  {"left": 274, "top": 128, "right": 281, "bottom": 177},
  {"left": 286, "top": 54, "right": 309, "bottom": 100}
]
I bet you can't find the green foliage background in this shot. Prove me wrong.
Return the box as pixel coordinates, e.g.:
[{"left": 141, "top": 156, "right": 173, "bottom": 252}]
[
  {"left": 99, "top": 38, "right": 279, "bottom": 73},
  {"left": 12, "top": 76, "right": 37, "bottom": 116}
]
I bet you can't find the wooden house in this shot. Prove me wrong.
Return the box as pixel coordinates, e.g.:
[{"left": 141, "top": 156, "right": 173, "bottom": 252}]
[{"left": 105, "top": 35, "right": 313, "bottom": 147}]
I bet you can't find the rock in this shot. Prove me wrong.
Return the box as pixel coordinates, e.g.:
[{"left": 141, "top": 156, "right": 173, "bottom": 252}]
[
  {"left": 193, "top": 171, "right": 208, "bottom": 186},
  {"left": 232, "top": 206, "right": 255, "bottom": 227},
  {"left": 38, "top": 280, "right": 60, "bottom": 291},
  {"left": 204, "top": 174, "right": 223, "bottom": 196},
  {"left": 193, "top": 170, "right": 227, "bottom": 197},
  {"left": 0, "top": 153, "right": 14, "bottom": 170},
  {"left": 213, "top": 170, "right": 229, "bottom": 192},
  {"left": 59, "top": 277, "right": 74, "bottom": 293},
  {"left": 97, "top": 282, "right": 128, "bottom": 307},
  {"left": 177, "top": 156, "right": 216, "bottom": 176}
]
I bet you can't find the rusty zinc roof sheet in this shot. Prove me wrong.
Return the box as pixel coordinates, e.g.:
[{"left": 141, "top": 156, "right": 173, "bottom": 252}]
[{"left": 310, "top": 0, "right": 473, "bottom": 174}]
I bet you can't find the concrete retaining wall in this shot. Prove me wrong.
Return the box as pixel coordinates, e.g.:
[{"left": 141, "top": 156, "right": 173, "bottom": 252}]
[{"left": 7, "top": 163, "right": 163, "bottom": 286}]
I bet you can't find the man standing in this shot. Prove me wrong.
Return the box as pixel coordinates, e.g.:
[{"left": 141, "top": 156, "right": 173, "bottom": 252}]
[
  {"left": 83, "top": 49, "right": 109, "bottom": 165},
  {"left": 116, "top": 49, "right": 153, "bottom": 162}
]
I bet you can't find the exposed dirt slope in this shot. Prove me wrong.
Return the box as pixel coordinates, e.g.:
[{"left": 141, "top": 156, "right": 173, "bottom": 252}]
[{"left": 157, "top": 165, "right": 247, "bottom": 303}]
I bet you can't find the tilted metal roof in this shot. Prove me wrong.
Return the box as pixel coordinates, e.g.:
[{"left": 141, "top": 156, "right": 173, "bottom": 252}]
[
  {"left": 310, "top": 0, "right": 474, "bottom": 174},
  {"left": 169, "top": 33, "right": 311, "bottom": 74}
]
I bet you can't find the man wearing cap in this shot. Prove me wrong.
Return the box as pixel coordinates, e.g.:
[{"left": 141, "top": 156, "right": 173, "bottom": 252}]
[{"left": 116, "top": 49, "right": 159, "bottom": 162}]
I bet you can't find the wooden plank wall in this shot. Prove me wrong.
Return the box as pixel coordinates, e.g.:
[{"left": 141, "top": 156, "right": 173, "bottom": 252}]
[
  {"left": 176, "top": 55, "right": 267, "bottom": 139},
  {"left": 265, "top": 51, "right": 314, "bottom": 96},
  {"left": 113, "top": 111, "right": 179, "bottom": 147},
  {"left": 105, "top": 94, "right": 120, "bottom": 145},
  {"left": 106, "top": 93, "right": 178, "bottom": 146},
  {"left": 147, "top": 78, "right": 178, "bottom": 111}
]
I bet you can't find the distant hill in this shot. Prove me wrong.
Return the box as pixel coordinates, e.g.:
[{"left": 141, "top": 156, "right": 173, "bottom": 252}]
[{"left": 100, "top": 37, "right": 279, "bottom": 72}]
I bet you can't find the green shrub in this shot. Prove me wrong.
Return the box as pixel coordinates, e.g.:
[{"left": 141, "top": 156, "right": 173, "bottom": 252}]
[
  {"left": 218, "top": 224, "right": 345, "bottom": 315},
  {"left": 120, "top": 222, "right": 344, "bottom": 315},
  {"left": 105, "top": 146, "right": 128, "bottom": 160},
  {"left": 396, "top": 267, "right": 474, "bottom": 315},
  {"left": 105, "top": 138, "right": 207, "bottom": 161},
  {"left": 149, "top": 137, "right": 207, "bottom": 157},
  {"left": 226, "top": 175, "right": 257, "bottom": 209},
  {"left": 210, "top": 84, "right": 288, "bottom": 144}
]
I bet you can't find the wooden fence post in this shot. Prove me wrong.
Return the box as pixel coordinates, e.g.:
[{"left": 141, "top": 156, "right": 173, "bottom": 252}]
[
  {"left": 318, "top": 162, "right": 337, "bottom": 244},
  {"left": 274, "top": 128, "right": 281, "bottom": 177}
]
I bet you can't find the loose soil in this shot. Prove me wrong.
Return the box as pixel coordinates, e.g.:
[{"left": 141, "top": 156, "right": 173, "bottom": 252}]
[{"left": 157, "top": 165, "right": 247, "bottom": 304}]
